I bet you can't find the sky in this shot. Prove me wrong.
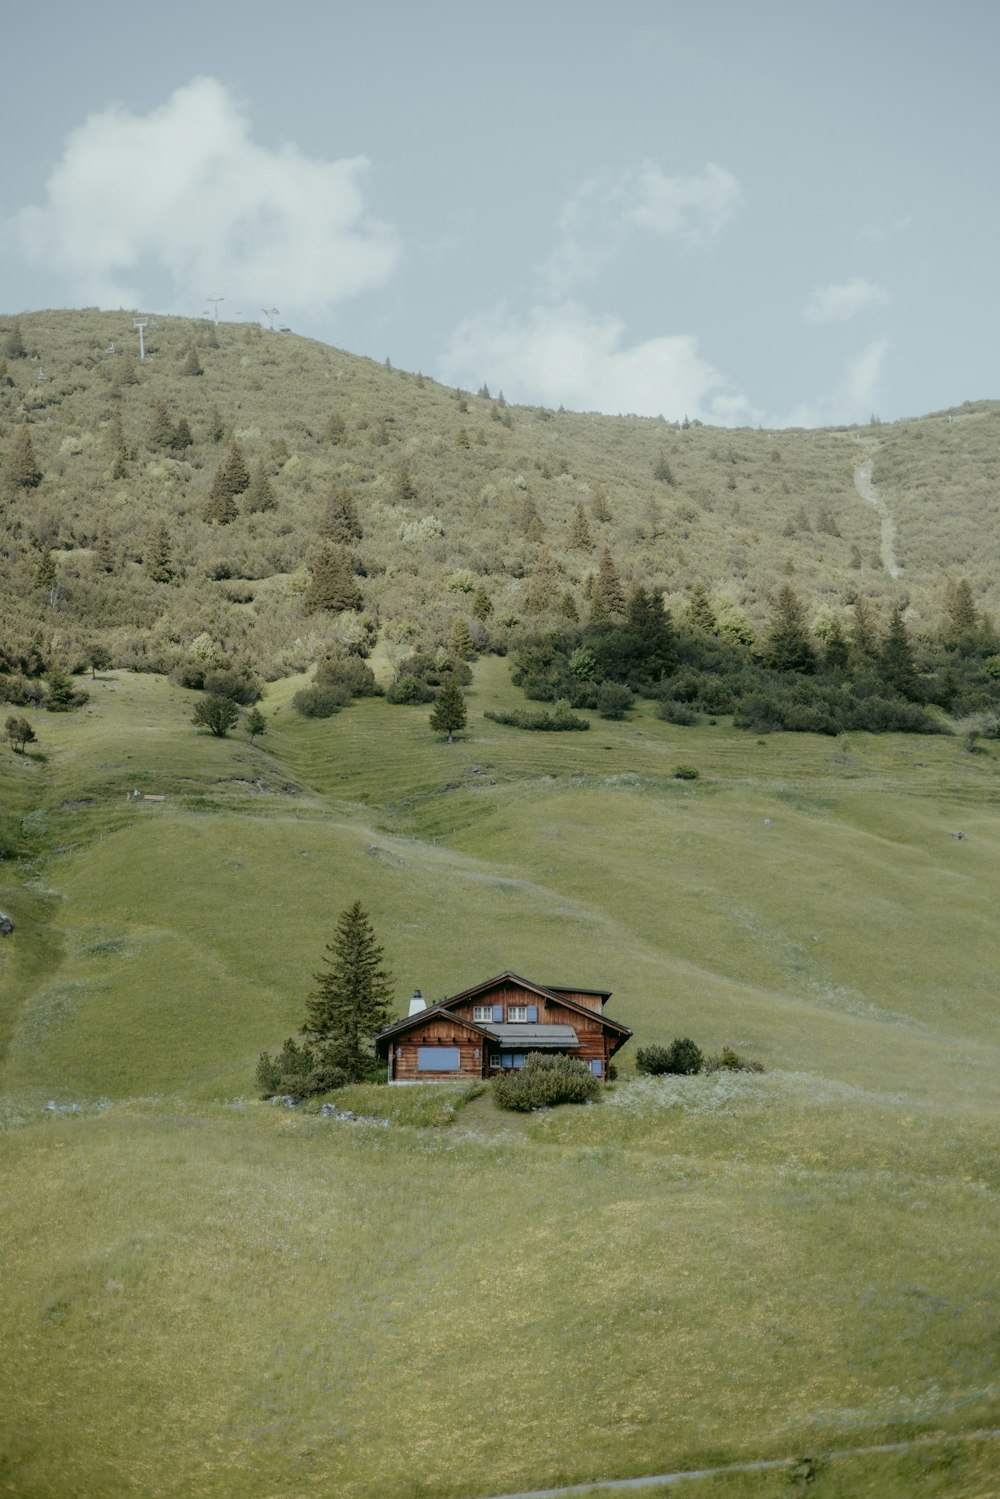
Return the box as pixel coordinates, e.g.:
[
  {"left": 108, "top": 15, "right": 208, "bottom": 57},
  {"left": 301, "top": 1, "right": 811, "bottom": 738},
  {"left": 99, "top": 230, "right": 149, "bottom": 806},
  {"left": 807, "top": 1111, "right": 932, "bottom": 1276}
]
[{"left": 1, "top": 0, "right": 997, "bottom": 428}]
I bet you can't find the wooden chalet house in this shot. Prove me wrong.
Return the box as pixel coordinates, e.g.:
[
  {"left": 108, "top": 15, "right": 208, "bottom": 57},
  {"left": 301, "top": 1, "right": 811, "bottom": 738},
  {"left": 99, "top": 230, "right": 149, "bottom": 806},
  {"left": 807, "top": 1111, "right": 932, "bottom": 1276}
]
[{"left": 375, "top": 971, "right": 632, "bottom": 1083}]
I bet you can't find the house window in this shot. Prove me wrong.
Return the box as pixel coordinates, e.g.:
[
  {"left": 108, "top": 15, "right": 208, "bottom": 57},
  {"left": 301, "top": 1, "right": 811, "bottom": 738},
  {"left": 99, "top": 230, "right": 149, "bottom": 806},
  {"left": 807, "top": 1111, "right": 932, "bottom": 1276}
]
[
  {"left": 590, "top": 1058, "right": 603, "bottom": 1078},
  {"left": 417, "top": 1047, "right": 460, "bottom": 1071},
  {"left": 508, "top": 1005, "right": 528, "bottom": 1023},
  {"left": 473, "top": 1005, "right": 493, "bottom": 1022},
  {"left": 489, "top": 1055, "right": 502, "bottom": 1068},
  {"left": 500, "top": 1052, "right": 526, "bottom": 1069}
]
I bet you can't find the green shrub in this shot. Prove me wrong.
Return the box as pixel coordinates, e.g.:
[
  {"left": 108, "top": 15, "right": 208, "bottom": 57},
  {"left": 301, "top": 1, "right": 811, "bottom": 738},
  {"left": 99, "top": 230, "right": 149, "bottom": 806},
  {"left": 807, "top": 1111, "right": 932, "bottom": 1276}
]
[
  {"left": 255, "top": 1037, "right": 349, "bottom": 1099},
  {"left": 704, "top": 1046, "right": 765, "bottom": 1074},
  {"left": 595, "top": 682, "right": 633, "bottom": 718},
  {"left": 635, "top": 1038, "right": 704, "bottom": 1075},
  {"left": 674, "top": 765, "right": 699, "bottom": 780},
  {"left": 657, "top": 700, "right": 700, "bottom": 726},
  {"left": 292, "top": 683, "right": 350, "bottom": 717},
  {"left": 385, "top": 675, "right": 436, "bottom": 705},
  {"left": 484, "top": 705, "right": 590, "bottom": 731},
  {"left": 492, "top": 1053, "right": 600, "bottom": 1111}
]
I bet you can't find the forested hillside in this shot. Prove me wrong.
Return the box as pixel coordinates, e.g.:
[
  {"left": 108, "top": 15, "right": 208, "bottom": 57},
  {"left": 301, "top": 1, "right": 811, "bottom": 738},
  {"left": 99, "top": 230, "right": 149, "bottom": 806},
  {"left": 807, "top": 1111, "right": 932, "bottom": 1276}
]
[{"left": 2, "top": 309, "right": 999, "bottom": 706}]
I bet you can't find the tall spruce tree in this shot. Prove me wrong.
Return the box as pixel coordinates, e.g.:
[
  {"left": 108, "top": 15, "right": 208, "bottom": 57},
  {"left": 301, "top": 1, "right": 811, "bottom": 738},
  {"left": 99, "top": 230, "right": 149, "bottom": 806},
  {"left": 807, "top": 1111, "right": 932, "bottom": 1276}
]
[
  {"left": 302, "top": 901, "right": 394, "bottom": 1080},
  {"left": 319, "top": 491, "right": 362, "bottom": 543},
  {"left": 568, "top": 502, "right": 593, "bottom": 549},
  {"left": 592, "top": 546, "right": 625, "bottom": 617},
  {"left": 765, "top": 585, "right": 816, "bottom": 674},
  {"left": 146, "top": 522, "right": 175, "bottom": 583},
  {"left": 303, "top": 542, "right": 363, "bottom": 613},
  {"left": 204, "top": 442, "right": 250, "bottom": 523},
  {"left": 3, "top": 425, "right": 42, "bottom": 493},
  {"left": 879, "top": 602, "right": 919, "bottom": 697},
  {"left": 244, "top": 460, "right": 276, "bottom": 513}
]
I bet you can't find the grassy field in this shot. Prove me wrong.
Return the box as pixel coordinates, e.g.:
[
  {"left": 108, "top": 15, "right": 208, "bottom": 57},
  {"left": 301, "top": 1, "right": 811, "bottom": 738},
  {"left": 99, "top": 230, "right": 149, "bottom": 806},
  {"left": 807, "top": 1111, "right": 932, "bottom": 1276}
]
[{"left": 1, "top": 660, "right": 998, "bottom": 1497}]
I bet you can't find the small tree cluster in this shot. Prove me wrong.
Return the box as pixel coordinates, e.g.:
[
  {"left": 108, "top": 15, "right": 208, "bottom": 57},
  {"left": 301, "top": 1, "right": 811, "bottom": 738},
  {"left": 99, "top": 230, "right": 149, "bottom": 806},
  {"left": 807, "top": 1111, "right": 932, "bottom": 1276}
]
[{"left": 255, "top": 901, "right": 393, "bottom": 1095}]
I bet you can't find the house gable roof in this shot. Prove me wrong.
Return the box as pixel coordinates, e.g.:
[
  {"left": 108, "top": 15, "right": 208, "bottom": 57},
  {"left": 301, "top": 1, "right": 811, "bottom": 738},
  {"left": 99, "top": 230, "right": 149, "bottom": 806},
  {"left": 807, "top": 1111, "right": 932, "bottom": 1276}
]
[{"left": 375, "top": 971, "right": 632, "bottom": 1046}]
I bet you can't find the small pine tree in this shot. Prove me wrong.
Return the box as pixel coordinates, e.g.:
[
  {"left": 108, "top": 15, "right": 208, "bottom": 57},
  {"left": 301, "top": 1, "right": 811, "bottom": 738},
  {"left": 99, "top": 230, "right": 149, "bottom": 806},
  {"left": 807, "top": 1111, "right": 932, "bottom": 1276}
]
[
  {"left": 33, "top": 549, "right": 57, "bottom": 599},
  {"left": 653, "top": 450, "right": 675, "bottom": 485},
  {"left": 147, "top": 400, "right": 176, "bottom": 450},
  {"left": 181, "top": 345, "right": 203, "bottom": 376},
  {"left": 169, "top": 417, "right": 194, "bottom": 453},
  {"left": 244, "top": 460, "right": 277, "bottom": 513},
  {"left": 394, "top": 458, "right": 417, "bottom": 503},
  {"left": 766, "top": 585, "right": 816, "bottom": 674},
  {"left": 319, "top": 492, "right": 362, "bottom": 543},
  {"left": 303, "top": 542, "right": 363, "bottom": 614},
  {"left": 454, "top": 426, "right": 470, "bottom": 450},
  {"left": 103, "top": 411, "right": 129, "bottom": 478},
  {"left": 591, "top": 488, "right": 612, "bottom": 523},
  {"left": 449, "top": 617, "right": 475, "bottom": 660},
  {"left": 206, "top": 407, "right": 226, "bottom": 444},
  {"left": 146, "top": 522, "right": 175, "bottom": 583},
  {"left": 471, "top": 585, "right": 493, "bottom": 622},
  {"left": 93, "top": 519, "right": 117, "bottom": 575},
  {"left": 558, "top": 589, "right": 579, "bottom": 622},
  {"left": 302, "top": 901, "right": 394, "bottom": 1081},
  {"left": 943, "top": 576, "right": 978, "bottom": 649},
  {"left": 245, "top": 705, "right": 267, "bottom": 741},
  {"left": 592, "top": 546, "right": 625, "bottom": 617},
  {"left": 568, "top": 502, "right": 594, "bottom": 549},
  {"left": 430, "top": 680, "right": 467, "bottom": 742},
  {"left": 323, "top": 411, "right": 347, "bottom": 445},
  {"left": 524, "top": 548, "right": 562, "bottom": 614},
  {"left": 686, "top": 582, "right": 718, "bottom": 634},
  {"left": 3, "top": 425, "right": 42, "bottom": 492},
  {"left": 879, "top": 602, "right": 919, "bottom": 697},
  {"left": 204, "top": 442, "right": 249, "bottom": 524},
  {"left": 4, "top": 320, "right": 26, "bottom": 359}
]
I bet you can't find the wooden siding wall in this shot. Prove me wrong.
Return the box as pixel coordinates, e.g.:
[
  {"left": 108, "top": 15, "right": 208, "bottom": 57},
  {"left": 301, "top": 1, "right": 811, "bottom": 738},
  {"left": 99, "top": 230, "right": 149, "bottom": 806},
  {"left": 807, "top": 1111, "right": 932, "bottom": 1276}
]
[{"left": 390, "top": 1016, "right": 484, "bottom": 1082}]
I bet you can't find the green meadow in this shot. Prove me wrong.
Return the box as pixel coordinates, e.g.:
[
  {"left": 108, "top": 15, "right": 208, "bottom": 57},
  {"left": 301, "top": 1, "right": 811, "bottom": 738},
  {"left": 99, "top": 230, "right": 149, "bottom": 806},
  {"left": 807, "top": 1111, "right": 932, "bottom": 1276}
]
[{"left": 1, "top": 661, "right": 998, "bottom": 1498}]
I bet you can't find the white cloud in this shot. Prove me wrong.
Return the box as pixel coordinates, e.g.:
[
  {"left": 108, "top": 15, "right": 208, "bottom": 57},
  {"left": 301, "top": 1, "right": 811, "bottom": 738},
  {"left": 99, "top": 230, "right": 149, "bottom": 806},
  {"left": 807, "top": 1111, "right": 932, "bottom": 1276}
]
[
  {"left": 628, "top": 161, "right": 743, "bottom": 242},
  {"left": 779, "top": 339, "right": 889, "bottom": 428},
  {"left": 10, "top": 78, "right": 399, "bottom": 315},
  {"left": 539, "top": 160, "right": 742, "bottom": 296},
  {"left": 438, "top": 301, "right": 758, "bottom": 425},
  {"left": 803, "top": 277, "right": 887, "bottom": 323}
]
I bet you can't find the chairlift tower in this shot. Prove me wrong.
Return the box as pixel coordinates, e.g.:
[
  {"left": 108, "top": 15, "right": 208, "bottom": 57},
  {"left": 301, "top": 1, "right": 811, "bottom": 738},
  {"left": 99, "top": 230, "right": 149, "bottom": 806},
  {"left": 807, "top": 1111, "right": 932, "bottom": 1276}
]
[
  {"left": 132, "top": 319, "right": 149, "bottom": 360},
  {"left": 261, "top": 306, "right": 279, "bottom": 330},
  {"left": 206, "top": 294, "right": 224, "bottom": 325}
]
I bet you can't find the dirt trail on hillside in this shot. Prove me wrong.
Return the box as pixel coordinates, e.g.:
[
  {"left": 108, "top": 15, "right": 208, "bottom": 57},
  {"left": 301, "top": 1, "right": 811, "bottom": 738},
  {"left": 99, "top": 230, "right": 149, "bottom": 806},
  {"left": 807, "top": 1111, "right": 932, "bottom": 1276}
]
[{"left": 854, "top": 455, "right": 901, "bottom": 577}]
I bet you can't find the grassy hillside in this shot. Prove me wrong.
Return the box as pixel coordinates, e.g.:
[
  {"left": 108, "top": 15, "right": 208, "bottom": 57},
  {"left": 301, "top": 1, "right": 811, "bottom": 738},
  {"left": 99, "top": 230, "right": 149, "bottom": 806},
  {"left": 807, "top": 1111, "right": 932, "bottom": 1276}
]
[{"left": 1, "top": 658, "right": 998, "bottom": 1497}]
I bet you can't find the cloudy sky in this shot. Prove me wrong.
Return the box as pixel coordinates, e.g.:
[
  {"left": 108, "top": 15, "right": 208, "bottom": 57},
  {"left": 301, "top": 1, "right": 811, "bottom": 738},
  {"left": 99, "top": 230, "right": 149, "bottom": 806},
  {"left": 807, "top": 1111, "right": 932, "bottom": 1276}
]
[{"left": 2, "top": 0, "right": 996, "bottom": 427}]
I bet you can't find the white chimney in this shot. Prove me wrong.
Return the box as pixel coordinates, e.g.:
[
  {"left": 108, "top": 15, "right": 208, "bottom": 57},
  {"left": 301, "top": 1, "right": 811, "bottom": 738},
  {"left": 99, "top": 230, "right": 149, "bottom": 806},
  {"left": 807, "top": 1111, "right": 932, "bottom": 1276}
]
[{"left": 407, "top": 988, "right": 426, "bottom": 1017}]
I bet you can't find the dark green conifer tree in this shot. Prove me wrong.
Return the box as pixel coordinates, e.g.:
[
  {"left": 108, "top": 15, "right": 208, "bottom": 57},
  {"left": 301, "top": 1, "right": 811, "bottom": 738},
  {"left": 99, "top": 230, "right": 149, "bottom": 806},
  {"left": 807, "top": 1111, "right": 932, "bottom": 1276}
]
[
  {"left": 430, "top": 680, "right": 467, "bottom": 742},
  {"left": 103, "top": 411, "right": 129, "bottom": 478},
  {"left": 765, "top": 585, "right": 816, "bottom": 673},
  {"left": 146, "top": 522, "right": 175, "bottom": 583},
  {"left": 319, "top": 491, "right": 362, "bottom": 543},
  {"left": 568, "top": 502, "right": 593, "bottom": 549},
  {"left": 303, "top": 542, "right": 363, "bottom": 613},
  {"left": 3, "top": 425, "right": 42, "bottom": 492},
  {"left": 686, "top": 582, "right": 718, "bottom": 635},
  {"left": 204, "top": 442, "right": 249, "bottom": 524},
  {"left": 301, "top": 901, "right": 394, "bottom": 1080},
  {"left": 879, "top": 603, "right": 919, "bottom": 698},
  {"left": 244, "top": 460, "right": 276, "bottom": 513},
  {"left": 592, "top": 546, "right": 625, "bottom": 617}
]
